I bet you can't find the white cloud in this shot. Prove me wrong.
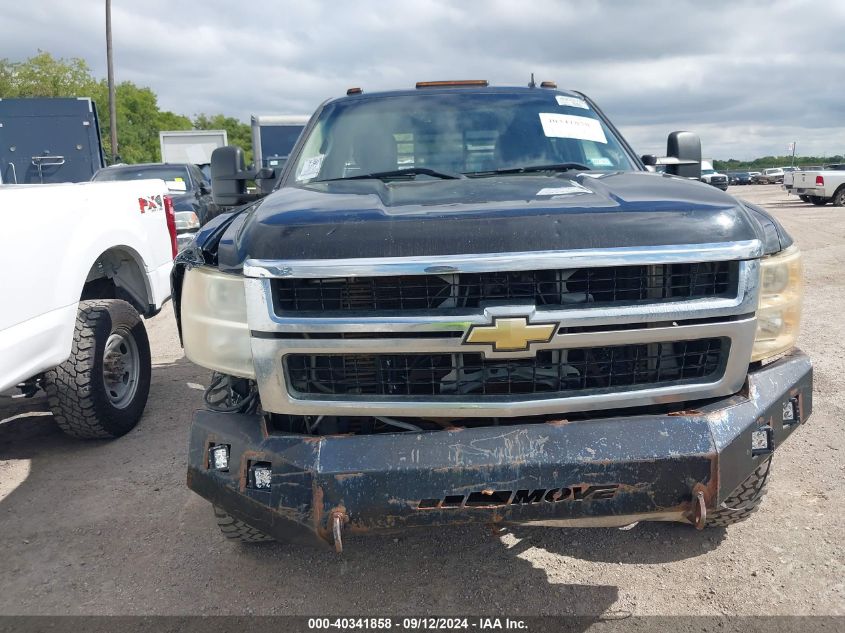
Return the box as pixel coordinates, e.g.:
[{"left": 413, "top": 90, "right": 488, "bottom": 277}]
[{"left": 2, "top": 0, "right": 843, "bottom": 159}]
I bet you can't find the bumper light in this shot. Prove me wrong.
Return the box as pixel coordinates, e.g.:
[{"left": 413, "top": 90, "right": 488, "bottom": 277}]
[
  {"left": 751, "top": 427, "right": 773, "bottom": 454},
  {"left": 782, "top": 397, "right": 800, "bottom": 426},
  {"left": 782, "top": 399, "right": 794, "bottom": 422},
  {"left": 751, "top": 246, "right": 803, "bottom": 362},
  {"left": 248, "top": 462, "right": 272, "bottom": 490},
  {"left": 209, "top": 444, "right": 230, "bottom": 471},
  {"left": 181, "top": 267, "right": 254, "bottom": 378}
]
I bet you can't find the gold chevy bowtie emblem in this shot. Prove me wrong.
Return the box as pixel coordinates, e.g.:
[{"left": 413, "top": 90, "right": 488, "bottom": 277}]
[{"left": 464, "top": 317, "right": 557, "bottom": 352}]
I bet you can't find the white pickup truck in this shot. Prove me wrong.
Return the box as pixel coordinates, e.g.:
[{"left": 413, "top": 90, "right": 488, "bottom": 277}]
[
  {"left": 0, "top": 180, "right": 176, "bottom": 438},
  {"left": 792, "top": 166, "right": 845, "bottom": 206}
]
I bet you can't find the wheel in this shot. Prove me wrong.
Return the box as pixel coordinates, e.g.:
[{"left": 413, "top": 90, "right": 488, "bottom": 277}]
[
  {"left": 799, "top": 195, "right": 810, "bottom": 203},
  {"left": 810, "top": 196, "right": 828, "bottom": 206},
  {"left": 43, "top": 299, "right": 151, "bottom": 439},
  {"left": 706, "top": 458, "right": 770, "bottom": 527},
  {"left": 213, "top": 506, "right": 274, "bottom": 543},
  {"left": 833, "top": 188, "right": 845, "bottom": 207}
]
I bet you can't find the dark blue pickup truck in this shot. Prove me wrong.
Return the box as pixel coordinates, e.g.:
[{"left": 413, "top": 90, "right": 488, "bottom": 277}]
[{"left": 172, "top": 81, "right": 811, "bottom": 552}]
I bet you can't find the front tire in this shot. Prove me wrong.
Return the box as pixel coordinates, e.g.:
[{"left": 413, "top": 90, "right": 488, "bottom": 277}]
[
  {"left": 213, "top": 506, "right": 275, "bottom": 543},
  {"left": 44, "top": 299, "right": 151, "bottom": 439},
  {"left": 810, "top": 196, "right": 829, "bottom": 206},
  {"left": 706, "top": 458, "right": 770, "bottom": 527}
]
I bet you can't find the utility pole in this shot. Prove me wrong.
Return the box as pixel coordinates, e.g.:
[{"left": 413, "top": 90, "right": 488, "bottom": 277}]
[
  {"left": 790, "top": 141, "right": 796, "bottom": 167},
  {"left": 106, "top": 0, "right": 118, "bottom": 162}
]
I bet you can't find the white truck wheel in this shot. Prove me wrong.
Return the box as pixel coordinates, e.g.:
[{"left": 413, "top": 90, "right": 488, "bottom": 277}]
[{"left": 43, "top": 300, "right": 152, "bottom": 439}]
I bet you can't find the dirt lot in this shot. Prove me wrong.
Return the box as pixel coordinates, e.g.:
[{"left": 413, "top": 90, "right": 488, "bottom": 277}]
[{"left": 0, "top": 184, "right": 843, "bottom": 617}]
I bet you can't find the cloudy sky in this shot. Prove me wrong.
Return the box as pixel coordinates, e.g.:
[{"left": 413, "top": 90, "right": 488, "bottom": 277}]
[{"left": 4, "top": 0, "right": 844, "bottom": 159}]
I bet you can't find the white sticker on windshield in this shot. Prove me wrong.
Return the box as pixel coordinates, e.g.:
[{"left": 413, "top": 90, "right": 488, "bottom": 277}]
[
  {"left": 165, "top": 180, "right": 187, "bottom": 192},
  {"left": 297, "top": 154, "right": 325, "bottom": 181},
  {"left": 555, "top": 95, "right": 589, "bottom": 109},
  {"left": 539, "top": 113, "right": 607, "bottom": 144},
  {"left": 588, "top": 157, "right": 613, "bottom": 167},
  {"left": 536, "top": 183, "right": 591, "bottom": 196}
]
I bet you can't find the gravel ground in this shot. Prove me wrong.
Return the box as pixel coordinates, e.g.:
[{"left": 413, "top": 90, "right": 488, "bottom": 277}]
[{"left": 0, "top": 184, "right": 842, "bottom": 617}]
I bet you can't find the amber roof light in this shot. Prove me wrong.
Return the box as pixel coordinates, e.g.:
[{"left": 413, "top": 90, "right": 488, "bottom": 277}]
[
  {"left": 346, "top": 87, "right": 363, "bottom": 95},
  {"left": 540, "top": 81, "right": 558, "bottom": 88},
  {"left": 416, "top": 80, "right": 489, "bottom": 89}
]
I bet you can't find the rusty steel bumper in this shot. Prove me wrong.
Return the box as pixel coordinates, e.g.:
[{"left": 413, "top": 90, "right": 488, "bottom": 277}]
[{"left": 187, "top": 350, "right": 812, "bottom": 549}]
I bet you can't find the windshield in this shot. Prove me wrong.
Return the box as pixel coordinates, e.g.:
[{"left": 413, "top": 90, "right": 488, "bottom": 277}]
[
  {"left": 288, "top": 91, "right": 636, "bottom": 183},
  {"left": 93, "top": 165, "right": 192, "bottom": 191}
]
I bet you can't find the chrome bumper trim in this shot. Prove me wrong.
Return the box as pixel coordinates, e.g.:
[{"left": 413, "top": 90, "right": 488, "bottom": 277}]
[{"left": 244, "top": 240, "right": 763, "bottom": 279}]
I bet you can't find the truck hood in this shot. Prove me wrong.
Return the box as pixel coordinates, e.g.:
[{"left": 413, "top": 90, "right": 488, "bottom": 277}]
[{"left": 216, "top": 171, "right": 766, "bottom": 269}]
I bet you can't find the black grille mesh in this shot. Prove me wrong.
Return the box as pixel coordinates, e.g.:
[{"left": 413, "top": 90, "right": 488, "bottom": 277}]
[
  {"left": 273, "top": 262, "right": 735, "bottom": 313},
  {"left": 286, "top": 338, "right": 727, "bottom": 398}
]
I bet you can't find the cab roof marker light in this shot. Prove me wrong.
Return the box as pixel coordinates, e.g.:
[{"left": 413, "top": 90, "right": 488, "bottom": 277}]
[
  {"left": 346, "top": 87, "right": 363, "bottom": 95},
  {"left": 540, "top": 81, "right": 558, "bottom": 88},
  {"left": 416, "top": 80, "right": 489, "bottom": 89}
]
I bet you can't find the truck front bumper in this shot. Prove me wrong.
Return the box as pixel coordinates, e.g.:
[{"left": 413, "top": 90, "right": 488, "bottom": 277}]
[{"left": 187, "top": 350, "right": 812, "bottom": 549}]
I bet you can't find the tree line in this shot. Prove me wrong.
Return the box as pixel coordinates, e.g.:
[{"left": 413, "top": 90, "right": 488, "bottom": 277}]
[
  {"left": 0, "top": 52, "right": 252, "bottom": 165},
  {"left": 713, "top": 156, "right": 845, "bottom": 171}
]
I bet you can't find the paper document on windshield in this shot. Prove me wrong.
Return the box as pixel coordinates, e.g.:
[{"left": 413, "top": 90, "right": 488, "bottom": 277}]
[
  {"left": 539, "top": 113, "right": 607, "bottom": 144},
  {"left": 297, "top": 154, "right": 325, "bottom": 181},
  {"left": 165, "top": 180, "right": 187, "bottom": 192}
]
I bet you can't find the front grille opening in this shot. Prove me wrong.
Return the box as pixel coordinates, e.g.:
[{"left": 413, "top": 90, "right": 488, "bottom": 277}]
[
  {"left": 285, "top": 338, "right": 728, "bottom": 398},
  {"left": 273, "top": 262, "right": 736, "bottom": 314}
]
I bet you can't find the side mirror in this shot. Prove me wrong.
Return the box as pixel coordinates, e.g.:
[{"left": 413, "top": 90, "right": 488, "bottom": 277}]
[
  {"left": 210, "top": 146, "right": 260, "bottom": 206},
  {"left": 665, "top": 131, "right": 701, "bottom": 179},
  {"left": 641, "top": 154, "right": 658, "bottom": 166}
]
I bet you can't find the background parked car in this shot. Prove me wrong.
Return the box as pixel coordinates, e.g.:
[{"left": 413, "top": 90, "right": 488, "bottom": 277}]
[
  {"left": 699, "top": 160, "right": 729, "bottom": 190},
  {"left": 748, "top": 171, "right": 763, "bottom": 183},
  {"left": 728, "top": 171, "right": 753, "bottom": 185},
  {"left": 92, "top": 163, "right": 217, "bottom": 249},
  {"left": 759, "top": 167, "right": 785, "bottom": 184}
]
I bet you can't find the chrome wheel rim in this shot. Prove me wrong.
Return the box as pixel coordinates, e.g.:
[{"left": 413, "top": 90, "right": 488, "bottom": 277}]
[{"left": 102, "top": 331, "right": 140, "bottom": 409}]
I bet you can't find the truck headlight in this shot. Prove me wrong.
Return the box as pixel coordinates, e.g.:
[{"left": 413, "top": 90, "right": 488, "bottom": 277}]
[
  {"left": 181, "top": 267, "right": 254, "bottom": 378},
  {"left": 751, "top": 245, "right": 803, "bottom": 362}
]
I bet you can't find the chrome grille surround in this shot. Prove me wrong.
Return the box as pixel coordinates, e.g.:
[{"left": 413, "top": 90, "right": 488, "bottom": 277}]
[{"left": 243, "top": 240, "right": 762, "bottom": 418}]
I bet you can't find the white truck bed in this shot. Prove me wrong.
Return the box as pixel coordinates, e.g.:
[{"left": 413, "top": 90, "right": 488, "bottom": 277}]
[{"left": 0, "top": 180, "right": 174, "bottom": 392}]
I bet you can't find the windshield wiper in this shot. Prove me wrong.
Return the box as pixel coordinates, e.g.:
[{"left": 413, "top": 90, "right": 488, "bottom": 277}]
[
  {"left": 324, "top": 167, "right": 464, "bottom": 182},
  {"left": 466, "top": 162, "right": 592, "bottom": 177}
]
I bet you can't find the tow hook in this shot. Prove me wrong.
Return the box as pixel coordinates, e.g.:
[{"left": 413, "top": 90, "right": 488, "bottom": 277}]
[
  {"left": 330, "top": 510, "right": 349, "bottom": 553},
  {"left": 693, "top": 491, "right": 707, "bottom": 530}
]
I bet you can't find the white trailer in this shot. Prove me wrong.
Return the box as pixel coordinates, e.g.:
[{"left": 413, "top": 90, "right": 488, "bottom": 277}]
[
  {"left": 250, "top": 115, "right": 310, "bottom": 170},
  {"left": 159, "top": 130, "right": 228, "bottom": 165}
]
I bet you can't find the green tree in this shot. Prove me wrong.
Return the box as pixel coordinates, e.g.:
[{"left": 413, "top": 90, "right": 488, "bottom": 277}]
[
  {"left": 0, "top": 52, "right": 217, "bottom": 164},
  {"left": 0, "top": 59, "right": 16, "bottom": 96},
  {"left": 0, "top": 51, "right": 96, "bottom": 97},
  {"left": 193, "top": 113, "right": 253, "bottom": 165},
  {"left": 91, "top": 80, "right": 192, "bottom": 163}
]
